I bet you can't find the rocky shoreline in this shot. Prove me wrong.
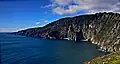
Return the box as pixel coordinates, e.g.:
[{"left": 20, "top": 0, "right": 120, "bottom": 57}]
[{"left": 13, "top": 12, "right": 120, "bottom": 52}]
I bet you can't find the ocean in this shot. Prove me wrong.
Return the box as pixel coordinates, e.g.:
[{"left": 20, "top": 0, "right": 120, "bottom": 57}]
[{"left": 0, "top": 33, "right": 106, "bottom": 64}]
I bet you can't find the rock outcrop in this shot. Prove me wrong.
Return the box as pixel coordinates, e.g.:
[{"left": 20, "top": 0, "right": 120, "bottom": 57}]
[{"left": 13, "top": 12, "right": 120, "bottom": 52}]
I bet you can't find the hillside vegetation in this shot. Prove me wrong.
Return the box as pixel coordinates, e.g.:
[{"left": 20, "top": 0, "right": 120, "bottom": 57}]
[
  {"left": 14, "top": 12, "right": 120, "bottom": 52},
  {"left": 85, "top": 52, "right": 120, "bottom": 64}
]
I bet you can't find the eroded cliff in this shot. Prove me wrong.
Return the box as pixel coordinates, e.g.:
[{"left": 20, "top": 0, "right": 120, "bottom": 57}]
[{"left": 13, "top": 12, "right": 120, "bottom": 52}]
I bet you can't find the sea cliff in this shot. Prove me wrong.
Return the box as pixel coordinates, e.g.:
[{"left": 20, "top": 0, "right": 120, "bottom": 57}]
[{"left": 13, "top": 12, "right": 120, "bottom": 52}]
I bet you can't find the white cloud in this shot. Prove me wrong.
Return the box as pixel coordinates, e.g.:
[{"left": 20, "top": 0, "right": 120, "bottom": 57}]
[
  {"left": 44, "top": 20, "right": 48, "bottom": 22},
  {"left": 41, "top": 4, "right": 53, "bottom": 8},
  {"left": 35, "top": 19, "right": 48, "bottom": 26},
  {"left": 49, "top": 0, "right": 120, "bottom": 15},
  {"left": 54, "top": 0, "right": 72, "bottom": 5},
  {"left": 53, "top": 5, "right": 79, "bottom": 15},
  {"left": 36, "top": 22, "right": 40, "bottom": 25},
  {"left": 0, "top": 28, "right": 19, "bottom": 32},
  {"left": 40, "top": 19, "right": 48, "bottom": 23}
]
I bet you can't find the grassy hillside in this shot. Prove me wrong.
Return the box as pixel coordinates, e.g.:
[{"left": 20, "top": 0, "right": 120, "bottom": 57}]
[{"left": 85, "top": 52, "right": 120, "bottom": 64}]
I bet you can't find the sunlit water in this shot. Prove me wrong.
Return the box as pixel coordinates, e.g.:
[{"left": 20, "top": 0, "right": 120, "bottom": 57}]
[{"left": 0, "top": 33, "right": 106, "bottom": 64}]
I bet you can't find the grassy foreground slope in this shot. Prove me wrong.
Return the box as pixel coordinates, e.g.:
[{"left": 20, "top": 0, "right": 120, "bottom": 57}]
[{"left": 85, "top": 52, "right": 120, "bottom": 64}]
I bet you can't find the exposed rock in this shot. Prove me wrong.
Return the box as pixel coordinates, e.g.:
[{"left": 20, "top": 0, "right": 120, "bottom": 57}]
[{"left": 13, "top": 12, "right": 120, "bottom": 52}]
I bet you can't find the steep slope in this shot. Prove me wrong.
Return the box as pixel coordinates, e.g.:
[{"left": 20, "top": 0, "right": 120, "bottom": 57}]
[
  {"left": 13, "top": 12, "right": 120, "bottom": 52},
  {"left": 82, "top": 13, "right": 120, "bottom": 52},
  {"left": 85, "top": 52, "right": 120, "bottom": 64}
]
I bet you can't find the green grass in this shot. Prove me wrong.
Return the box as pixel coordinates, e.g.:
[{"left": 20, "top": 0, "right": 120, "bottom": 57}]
[{"left": 85, "top": 52, "right": 120, "bottom": 64}]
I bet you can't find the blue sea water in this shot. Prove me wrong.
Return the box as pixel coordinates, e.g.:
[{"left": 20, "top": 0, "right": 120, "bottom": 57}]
[{"left": 0, "top": 33, "right": 106, "bottom": 64}]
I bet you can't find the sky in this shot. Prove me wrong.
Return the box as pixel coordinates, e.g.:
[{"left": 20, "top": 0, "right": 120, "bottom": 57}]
[{"left": 0, "top": 0, "right": 120, "bottom": 32}]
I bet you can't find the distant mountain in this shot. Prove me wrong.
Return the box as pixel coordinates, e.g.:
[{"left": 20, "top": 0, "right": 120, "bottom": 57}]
[{"left": 13, "top": 12, "right": 120, "bottom": 52}]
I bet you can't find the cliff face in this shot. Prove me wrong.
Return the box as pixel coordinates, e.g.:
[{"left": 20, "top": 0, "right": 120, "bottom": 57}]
[
  {"left": 14, "top": 12, "right": 120, "bottom": 52},
  {"left": 82, "top": 13, "right": 120, "bottom": 52}
]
